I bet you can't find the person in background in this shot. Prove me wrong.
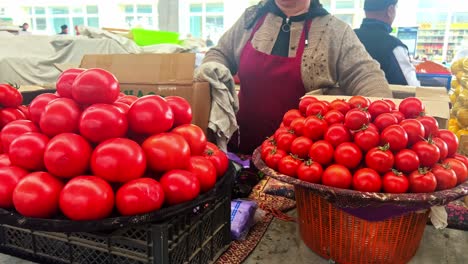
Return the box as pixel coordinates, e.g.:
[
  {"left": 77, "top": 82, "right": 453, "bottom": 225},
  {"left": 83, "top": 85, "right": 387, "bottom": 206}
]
[
  {"left": 59, "top": 24, "right": 68, "bottom": 35},
  {"left": 206, "top": 36, "right": 214, "bottom": 47},
  {"left": 18, "top": 23, "right": 31, "bottom": 35},
  {"left": 196, "top": 0, "right": 392, "bottom": 154},
  {"left": 355, "top": 0, "right": 420, "bottom": 86}
]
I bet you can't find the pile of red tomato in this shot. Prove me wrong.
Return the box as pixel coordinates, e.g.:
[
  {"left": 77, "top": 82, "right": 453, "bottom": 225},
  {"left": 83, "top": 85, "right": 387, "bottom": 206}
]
[
  {"left": 0, "top": 83, "right": 30, "bottom": 130},
  {"left": 0, "top": 68, "right": 228, "bottom": 221},
  {"left": 261, "top": 96, "right": 468, "bottom": 194}
]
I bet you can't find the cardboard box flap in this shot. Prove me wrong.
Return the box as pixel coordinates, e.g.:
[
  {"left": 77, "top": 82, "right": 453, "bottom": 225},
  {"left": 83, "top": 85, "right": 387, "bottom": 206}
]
[
  {"left": 390, "top": 85, "right": 449, "bottom": 102},
  {"left": 79, "top": 53, "right": 196, "bottom": 85}
]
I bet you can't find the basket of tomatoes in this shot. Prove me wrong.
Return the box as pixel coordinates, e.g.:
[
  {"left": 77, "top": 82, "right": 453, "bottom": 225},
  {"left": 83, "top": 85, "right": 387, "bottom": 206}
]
[{"left": 252, "top": 95, "right": 468, "bottom": 264}]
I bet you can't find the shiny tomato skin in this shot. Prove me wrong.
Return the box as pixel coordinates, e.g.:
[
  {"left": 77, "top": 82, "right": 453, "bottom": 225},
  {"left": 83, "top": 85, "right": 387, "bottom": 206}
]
[
  {"left": 9, "top": 132, "right": 49, "bottom": 171},
  {"left": 324, "top": 124, "right": 351, "bottom": 147},
  {"left": 0, "top": 154, "right": 11, "bottom": 167},
  {"left": 290, "top": 136, "right": 313, "bottom": 159},
  {"left": 59, "top": 176, "right": 114, "bottom": 220},
  {"left": 172, "top": 124, "right": 207, "bottom": 156},
  {"left": 283, "top": 109, "right": 303, "bottom": 127},
  {"left": 322, "top": 164, "right": 352, "bottom": 189},
  {"left": 374, "top": 113, "right": 398, "bottom": 132},
  {"left": 352, "top": 168, "right": 382, "bottom": 192},
  {"left": 13, "top": 172, "right": 64, "bottom": 218},
  {"left": 381, "top": 125, "right": 409, "bottom": 152},
  {"left": 117, "top": 95, "right": 138, "bottom": 105},
  {"left": 383, "top": 99, "right": 397, "bottom": 111},
  {"left": 277, "top": 155, "right": 301, "bottom": 177},
  {"left": 412, "top": 141, "right": 440, "bottom": 167},
  {"left": 275, "top": 132, "right": 297, "bottom": 153},
  {"left": 344, "top": 109, "right": 370, "bottom": 131},
  {"left": 334, "top": 142, "right": 362, "bottom": 170},
  {"left": 71, "top": 68, "right": 120, "bottom": 104},
  {"left": 160, "top": 170, "right": 200, "bottom": 205},
  {"left": 79, "top": 104, "right": 128, "bottom": 143},
  {"left": 417, "top": 116, "right": 439, "bottom": 138},
  {"left": 365, "top": 147, "right": 394, "bottom": 174},
  {"left": 56, "top": 68, "right": 85, "bottom": 98},
  {"left": 399, "top": 97, "right": 425, "bottom": 119},
  {"left": 28, "top": 93, "right": 59, "bottom": 124},
  {"left": 453, "top": 154, "right": 468, "bottom": 169},
  {"left": 0, "top": 166, "right": 29, "bottom": 208},
  {"left": 390, "top": 110, "right": 405, "bottom": 123},
  {"left": 383, "top": 171, "right": 409, "bottom": 193},
  {"left": 187, "top": 156, "right": 217, "bottom": 193},
  {"left": 40, "top": 98, "right": 81, "bottom": 137},
  {"left": 299, "top": 96, "right": 318, "bottom": 114},
  {"left": 400, "top": 119, "right": 425, "bottom": 146},
  {"left": 0, "top": 84, "right": 22, "bottom": 108},
  {"left": 433, "top": 137, "right": 449, "bottom": 161},
  {"left": 303, "top": 116, "right": 328, "bottom": 141},
  {"left": 324, "top": 110, "right": 345, "bottom": 125},
  {"left": 44, "top": 133, "right": 92, "bottom": 178},
  {"left": 408, "top": 170, "right": 437, "bottom": 193},
  {"left": 116, "top": 178, "right": 165, "bottom": 216},
  {"left": 166, "top": 96, "right": 193, "bottom": 127},
  {"left": 354, "top": 129, "right": 380, "bottom": 152},
  {"left": 297, "top": 160, "right": 323, "bottom": 183},
  {"left": 368, "top": 100, "right": 392, "bottom": 120},
  {"left": 308, "top": 140, "right": 334, "bottom": 166},
  {"left": 348, "top": 95, "right": 370, "bottom": 109},
  {"left": 306, "top": 101, "right": 329, "bottom": 116},
  {"left": 264, "top": 148, "right": 287, "bottom": 170},
  {"left": 203, "top": 143, "right": 229, "bottom": 177},
  {"left": 290, "top": 117, "right": 306, "bottom": 136},
  {"left": 443, "top": 158, "right": 468, "bottom": 185},
  {"left": 143, "top": 133, "right": 190, "bottom": 172},
  {"left": 330, "top": 99, "right": 351, "bottom": 115},
  {"left": 1, "top": 120, "right": 39, "bottom": 153},
  {"left": 438, "top": 130, "right": 459, "bottom": 157},
  {"left": 274, "top": 127, "right": 291, "bottom": 141},
  {"left": 113, "top": 102, "right": 130, "bottom": 114},
  {"left": 91, "top": 138, "right": 146, "bottom": 183},
  {"left": 128, "top": 95, "right": 174, "bottom": 135},
  {"left": 432, "top": 164, "right": 457, "bottom": 191},
  {"left": 394, "top": 149, "right": 420, "bottom": 174},
  {"left": 0, "top": 108, "right": 26, "bottom": 127}
]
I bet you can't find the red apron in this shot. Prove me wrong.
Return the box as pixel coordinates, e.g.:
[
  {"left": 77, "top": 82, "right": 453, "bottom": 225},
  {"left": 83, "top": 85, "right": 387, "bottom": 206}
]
[{"left": 234, "top": 15, "right": 311, "bottom": 154}]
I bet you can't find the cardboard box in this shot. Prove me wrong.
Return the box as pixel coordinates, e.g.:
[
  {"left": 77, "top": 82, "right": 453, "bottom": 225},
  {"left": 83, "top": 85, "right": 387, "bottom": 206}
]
[{"left": 77, "top": 53, "right": 211, "bottom": 133}]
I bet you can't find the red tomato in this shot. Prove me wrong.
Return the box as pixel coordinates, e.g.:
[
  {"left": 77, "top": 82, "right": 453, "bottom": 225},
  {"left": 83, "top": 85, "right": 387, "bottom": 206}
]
[
  {"left": 28, "top": 93, "right": 59, "bottom": 124},
  {"left": 365, "top": 145, "right": 394, "bottom": 174},
  {"left": 303, "top": 116, "right": 328, "bottom": 141},
  {"left": 409, "top": 169, "right": 437, "bottom": 193},
  {"left": 381, "top": 125, "right": 408, "bottom": 152},
  {"left": 261, "top": 137, "right": 276, "bottom": 159},
  {"left": 299, "top": 96, "right": 318, "bottom": 114},
  {"left": 324, "top": 110, "right": 344, "bottom": 125},
  {"left": 0, "top": 108, "right": 26, "bottom": 127},
  {"left": 324, "top": 124, "right": 351, "bottom": 147},
  {"left": 264, "top": 148, "right": 287, "bottom": 170},
  {"left": 367, "top": 123, "right": 379, "bottom": 134},
  {"left": 283, "top": 109, "right": 303, "bottom": 127},
  {"left": 160, "top": 170, "right": 200, "bottom": 205},
  {"left": 13, "top": 172, "right": 64, "bottom": 218},
  {"left": 274, "top": 127, "right": 291, "bottom": 140},
  {"left": 330, "top": 99, "right": 351, "bottom": 115},
  {"left": 412, "top": 140, "right": 440, "bottom": 167},
  {"left": 261, "top": 145, "right": 275, "bottom": 160},
  {"left": 399, "top": 97, "right": 425, "bottom": 119},
  {"left": 394, "top": 149, "right": 420, "bottom": 174},
  {"left": 40, "top": 98, "right": 81, "bottom": 137},
  {"left": 71, "top": 68, "right": 120, "bottom": 104},
  {"left": 59, "top": 176, "right": 114, "bottom": 220},
  {"left": 17, "top": 105, "right": 30, "bottom": 120},
  {"left": 116, "top": 178, "right": 165, "bottom": 216},
  {"left": 390, "top": 110, "right": 405, "bottom": 123},
  {"left": 348, "top": 95, "right": 370, "bottom": 109},
  {"left": 290, "top": 136, "right": 313, "bottom": 159},
  {"left": 297, "top": 160, "right": 323, "bottom": 183},
  {"left": 354, "top": 128, "right": 380, "bottom": 152},
  {"left": 56, "top": 68, "right": 85, "bottom": 98},
  {"left": 9, "top": 132, "right": 49, "bottom": 171},
  {"left": 275, "top": 131, "right": 297, "bottom": 153},
  {"left": 334, "top": 142, "right": 362, "bottom": 169},
  {"left": 417, "top": 116, "right": 439, "bottom": 138},
  {"left": 374, "top": 113, "right": 398, "bottom": 132},
  {"left": 143, "top": 133, "right": 190, "bottom": 172},
  {"left": 203, "top": 143, "right": 229, "bottom": 177},
  {"left": 432, "top": 164, "right": 457, "bottom": 191},
  {"left": 117, "top": 95, "right": 138, "bottom": 106},
  {"left": 453, "top": 154, "right": 468, "bottom": 169},
  {"left": 172, "top": 124, "right": 207, "bottom": 156},
  {"left": 322, "top": 164, "right": 352, "bottom": 189},
  {"left": 344, "top": 109, "right": 370, "bottom": 130},
  {"left": 79, "top": 104, "right": 128, "bottom": 143},
  {"left": 0, "top": 166, "right": 29, "bottom": 208},
  {"left": 113, "top": 101, "right": 130, "bottom": 114},
  {"left": 368, "top": 100, "right": 391, "bottom": 120},
  {"left": 1, "top": 120, "right": 39, "bottom": 153},
  {"left": 400, "top": 119, "right": 425, "bottom": 146},
  {"left": 308, "top": 140, "right": 334, "bottom": 166},
  {"left": 277, "top": 155, "right": 301, "bottom": 177},
  {"left": 0, "top": 154, "right": 11, "bottom": 167},
  {"left": 433, "top": 137, "right": 449, "bottom": 161},
  {"left": 444, "top": 158, "right": 468, "bottom": 185},
  {"left": 352, "top": 168, "right": 382, "bottom": 192},
  {"left": 438, "top": 130, "right": 459, "bottom": 157},
  {"left": 383, "top": 171, "right": 409, "bottom": 193},
  {"left": 166, "top": 96, "right": 193, "bottom": 127},
  {"left": 43, "top": 133, "right": 92, "bottom": 178},
  {"left": 187, "top": 156, "right": 217, "bottom": 193},
  {"left": 306, "top": 101, "right": 329, "bottom": 116},
  {"left": 383, "top": 99, "right": 397, "bottom": 111},
  {"left": 0, "top": 84, "right": 22, "bottom": 108},
  {"left": 290, "top": 117, "right": 306, "bottom": 136},
  {"left": 128, "top": 95, "right": 174, "bottom": 135}
]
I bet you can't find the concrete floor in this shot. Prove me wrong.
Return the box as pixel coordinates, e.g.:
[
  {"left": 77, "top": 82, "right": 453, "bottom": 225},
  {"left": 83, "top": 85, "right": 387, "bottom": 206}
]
[{"left": 0, "top": 209, "right": 467, "bottom": 264}]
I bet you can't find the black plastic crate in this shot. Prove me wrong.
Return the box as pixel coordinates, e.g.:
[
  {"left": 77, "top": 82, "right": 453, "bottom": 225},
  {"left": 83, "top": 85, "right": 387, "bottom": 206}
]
[{"left": 0, "top": 171, "right": 233, "bottom": 264}]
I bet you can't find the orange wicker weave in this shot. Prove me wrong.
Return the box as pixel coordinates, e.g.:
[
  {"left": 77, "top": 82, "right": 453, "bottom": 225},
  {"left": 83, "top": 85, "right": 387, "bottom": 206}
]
[{"left": 296, "top": 185, "right": 429, "bottom": 264}]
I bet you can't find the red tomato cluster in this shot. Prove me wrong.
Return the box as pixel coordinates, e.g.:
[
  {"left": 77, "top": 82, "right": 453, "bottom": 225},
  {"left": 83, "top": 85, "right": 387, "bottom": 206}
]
[
  {"left": 261, "top": 96, "right": 468, "bottom": 194},
  {"left": 0, "top": 68, "right": 228, "bottom": 220},
  {"left": 0, "top": 83, "right": 30, "bottom": 132}
]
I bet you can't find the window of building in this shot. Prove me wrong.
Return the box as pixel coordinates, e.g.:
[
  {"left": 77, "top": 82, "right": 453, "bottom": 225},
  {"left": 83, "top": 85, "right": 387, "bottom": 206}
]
[
  {"left": 335, "top": 0, "right": 355, "bottom": 9},
  {"left": 188, "top": 2, "right": 224, "bottom": 42},
  {"left": 121, "top": 4, "right": 156, "bottom": 29}
]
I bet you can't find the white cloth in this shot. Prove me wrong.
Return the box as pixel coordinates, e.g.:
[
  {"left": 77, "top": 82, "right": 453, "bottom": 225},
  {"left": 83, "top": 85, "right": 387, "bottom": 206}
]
[
  {"left": 194, "top": 62, "right": 239, "bottom": 152},
  {"left": 393, "top": 46, "right": 420, "bottom": 86},
  {"left": 429, "top": 206, "right": 448, "bottom": 230}
]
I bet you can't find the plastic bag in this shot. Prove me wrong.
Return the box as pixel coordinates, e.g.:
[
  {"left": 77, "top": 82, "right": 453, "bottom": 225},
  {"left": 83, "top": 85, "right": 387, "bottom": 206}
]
[
  {"left": 429, "top": 206, "right": 448, "bottom": 229},
  {"left": 230, "top": 199, "right": 258, "bottom": 240}
]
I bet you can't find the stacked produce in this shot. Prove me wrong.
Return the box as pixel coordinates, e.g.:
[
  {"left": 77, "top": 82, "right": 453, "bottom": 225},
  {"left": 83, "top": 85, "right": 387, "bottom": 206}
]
[
  {"left": 448, "top": 57, "right": 468, "bottom": 140},
  {"left": 0, "top": 68, "right": 228, "bottom": 221},
  {"left": 261, "top": 96, "right": 468, "bottom": 193}
]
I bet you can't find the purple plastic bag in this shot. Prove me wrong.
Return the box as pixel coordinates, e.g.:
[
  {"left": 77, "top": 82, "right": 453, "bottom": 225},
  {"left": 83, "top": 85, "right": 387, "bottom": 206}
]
[{"left": 230, "top": 199, "right": 258, "bottom": 240}]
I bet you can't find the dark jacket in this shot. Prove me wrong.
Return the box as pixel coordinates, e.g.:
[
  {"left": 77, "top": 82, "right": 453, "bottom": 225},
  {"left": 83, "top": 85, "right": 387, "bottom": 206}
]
[{"left": 355, "top": 18, "right": 408, "bottom": 85}]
